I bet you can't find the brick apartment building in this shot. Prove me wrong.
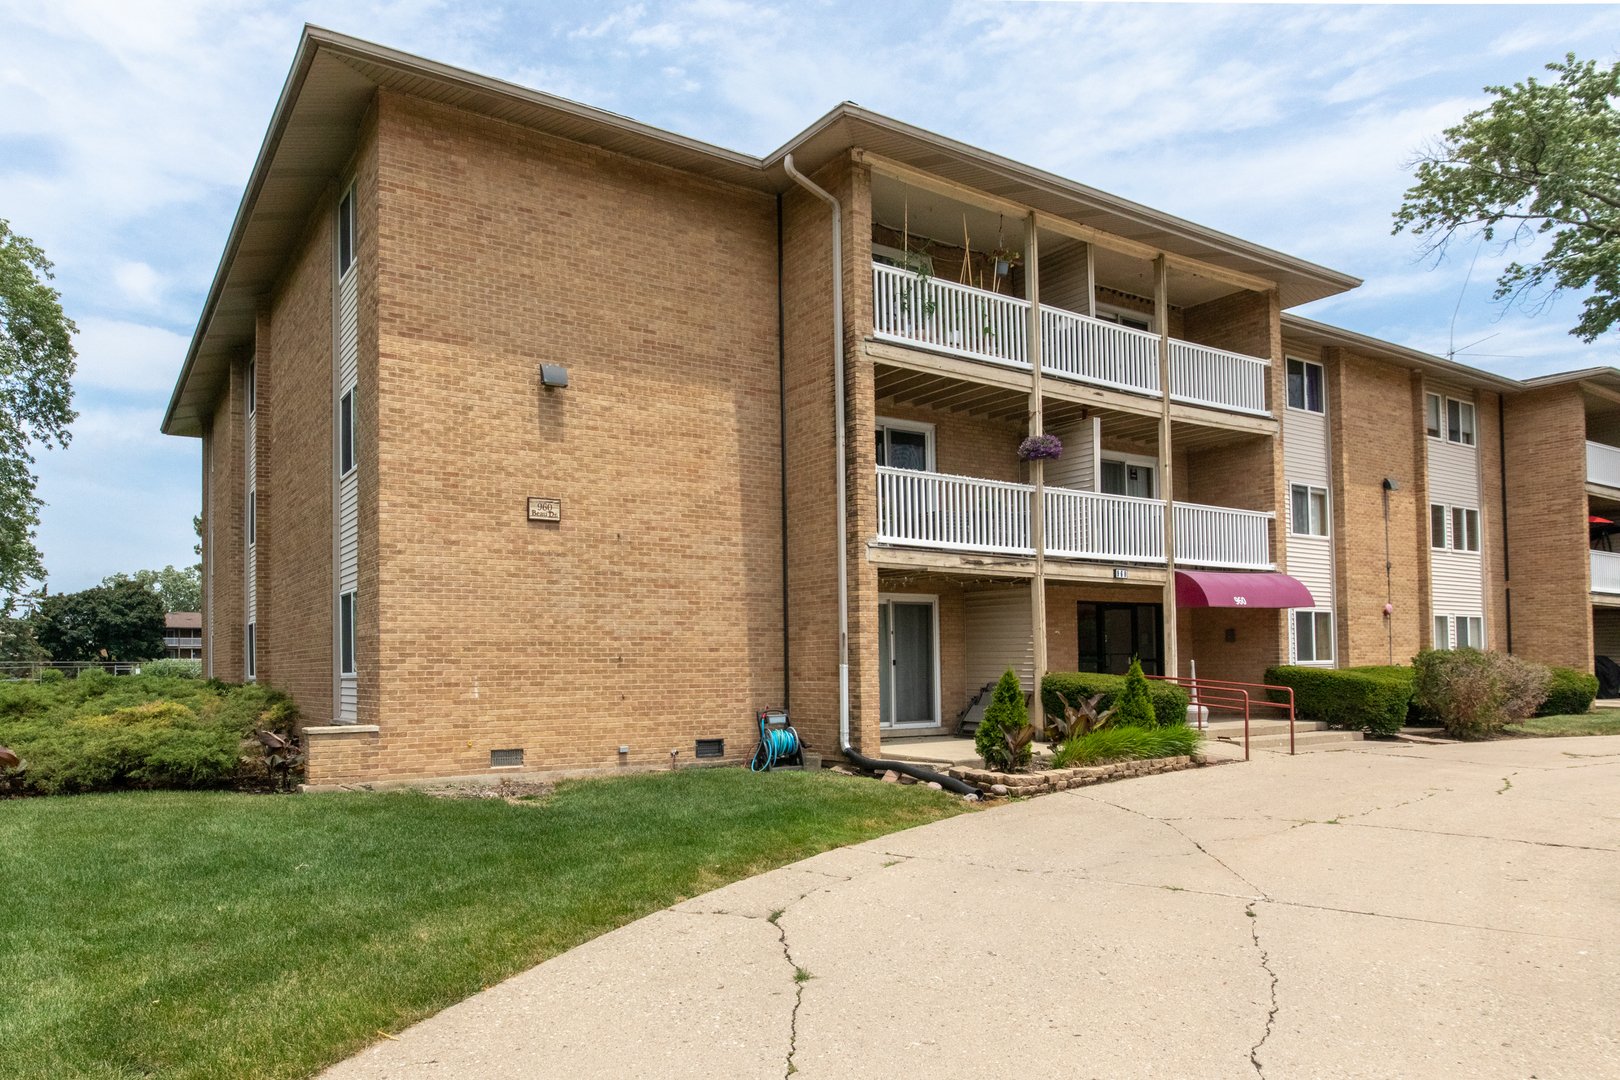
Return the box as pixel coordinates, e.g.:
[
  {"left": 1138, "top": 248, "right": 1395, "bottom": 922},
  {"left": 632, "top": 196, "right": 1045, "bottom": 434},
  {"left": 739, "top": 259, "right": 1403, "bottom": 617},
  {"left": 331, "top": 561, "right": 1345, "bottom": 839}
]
[{"left": 163, "top": 27, "right": 1614, "bottom": 786}]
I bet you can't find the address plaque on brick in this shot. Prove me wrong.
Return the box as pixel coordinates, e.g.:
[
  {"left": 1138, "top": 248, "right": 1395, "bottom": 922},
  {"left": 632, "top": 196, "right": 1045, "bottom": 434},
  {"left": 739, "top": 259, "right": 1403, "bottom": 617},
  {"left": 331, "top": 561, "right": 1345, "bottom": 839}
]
[{"left": 527, "top": 497, "right": 561, "bottom": 522}]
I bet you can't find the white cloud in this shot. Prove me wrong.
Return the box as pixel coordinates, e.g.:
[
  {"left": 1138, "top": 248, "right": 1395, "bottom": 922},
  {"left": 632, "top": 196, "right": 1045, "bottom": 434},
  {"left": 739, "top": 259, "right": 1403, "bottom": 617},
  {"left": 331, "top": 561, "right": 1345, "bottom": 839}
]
[
  {"left": 113, "top": 262, "right": 165, "bottom": 307},
  {"left": 72, "top": 317, "right": 188, "bottom": 393}
]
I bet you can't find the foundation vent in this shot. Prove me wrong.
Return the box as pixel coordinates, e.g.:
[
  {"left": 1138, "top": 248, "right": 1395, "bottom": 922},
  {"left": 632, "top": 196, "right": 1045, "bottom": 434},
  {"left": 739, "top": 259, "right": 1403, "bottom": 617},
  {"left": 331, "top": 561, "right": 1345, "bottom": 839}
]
[
  {"left": 490, "top": 748, "right": 524, "bottom": 768},
  {"left": 694, "top": 738, "right": 724, "bottom": 759}
]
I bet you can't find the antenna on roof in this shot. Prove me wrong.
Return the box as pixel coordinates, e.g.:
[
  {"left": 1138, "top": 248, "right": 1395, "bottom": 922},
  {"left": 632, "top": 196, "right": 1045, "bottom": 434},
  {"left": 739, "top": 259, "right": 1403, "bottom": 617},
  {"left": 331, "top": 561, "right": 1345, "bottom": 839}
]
[{"left": 1446, "top": 242, "right": 1482, "bottom": 362}]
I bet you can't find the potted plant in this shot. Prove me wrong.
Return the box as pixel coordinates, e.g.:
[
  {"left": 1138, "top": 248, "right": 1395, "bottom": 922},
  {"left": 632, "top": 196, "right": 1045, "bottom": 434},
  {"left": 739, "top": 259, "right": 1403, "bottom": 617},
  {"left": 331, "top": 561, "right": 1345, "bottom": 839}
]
[{"left": 1018, "top": 433, "right": 1062, "bottom": 461}]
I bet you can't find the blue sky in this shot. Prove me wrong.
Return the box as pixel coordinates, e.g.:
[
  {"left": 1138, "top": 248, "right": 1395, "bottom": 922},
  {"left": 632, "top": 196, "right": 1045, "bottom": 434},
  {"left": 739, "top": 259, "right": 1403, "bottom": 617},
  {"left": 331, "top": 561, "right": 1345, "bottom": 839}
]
[{"left": 2, "top": 0, "right": 1618, "bottom": 592}]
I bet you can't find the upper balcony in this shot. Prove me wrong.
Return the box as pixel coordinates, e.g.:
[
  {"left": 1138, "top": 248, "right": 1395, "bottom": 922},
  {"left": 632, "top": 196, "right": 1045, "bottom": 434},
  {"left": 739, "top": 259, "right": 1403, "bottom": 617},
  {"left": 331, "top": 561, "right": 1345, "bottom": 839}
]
[
  {"left": 1588, "top": 440, "right": 1620, "bottom": 490},
  {"left": 874, "top": 466, "right": 1273, "bottom": 571},
  {"left": 871, "top": 263, "right": 1270, "bottom": 417}
]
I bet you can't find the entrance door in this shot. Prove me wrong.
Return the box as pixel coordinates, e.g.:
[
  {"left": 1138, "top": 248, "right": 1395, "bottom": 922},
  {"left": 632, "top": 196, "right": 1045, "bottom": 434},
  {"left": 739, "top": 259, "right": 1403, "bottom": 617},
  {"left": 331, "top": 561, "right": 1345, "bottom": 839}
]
[
  {"left": 879, "top": 595, "right": 939, "bottom": 727},
  {"left": 1077, "top": 602, "right": 1163, "bottom": 675}
]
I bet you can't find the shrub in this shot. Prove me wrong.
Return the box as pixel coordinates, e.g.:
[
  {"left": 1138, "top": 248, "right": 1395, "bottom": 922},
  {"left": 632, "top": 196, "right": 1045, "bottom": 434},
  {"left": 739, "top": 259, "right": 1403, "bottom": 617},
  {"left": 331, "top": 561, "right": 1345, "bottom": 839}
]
[
  {"left": 38, "top": 668, "right": 64, "bottom": 683},
  {"left": 141, "top": 658, "right": 203, "bottom": 679},
  {"left": 1051, "top": 724, "right": 1204, "bottom": 768},
  {"left": 1265, "top": 665, "right": 1414, "bottom": 735},
  {"left": 1042, "top": 672, "right": 1188, "bottom": 730},
  {"left": 1114, "top": 658, "right": 1156, "bottom": 726},
  {"left": 0, "top": 674, "right": 297, "bottom": 794},
  {"left": 975, "top": 668, "right": 1033, "bottom": 772},
  {"left": 1538, "top": 666, "right": 1599, "bottom": 716},
  {"left": 1411, "top": 648, "right": 1550, "bottom": 739}
]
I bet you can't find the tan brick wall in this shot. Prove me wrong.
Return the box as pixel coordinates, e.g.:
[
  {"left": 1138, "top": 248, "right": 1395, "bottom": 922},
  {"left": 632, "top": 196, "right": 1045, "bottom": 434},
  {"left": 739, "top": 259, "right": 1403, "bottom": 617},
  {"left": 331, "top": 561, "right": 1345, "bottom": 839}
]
[
  {"left": 262, "top": 179, "right": 339, "bottom": 723},
  {"left": 203, "top": 362, "right": 246, "bottom": 682},
  {"left": 1503, "top": 385, "right": 1591, "bottom": 670},
  {"left": 1324, "top": 348, "right": 1425, "bottom": 667},
  {"left": 348, "top": 90, "right": 784, "bottom": 782},
  {"left": 875, "top": 401, "right": 1023, "bottom": 482},
  {"left": 1476, "top": 390, "right": 1509, "bottom": 653}
]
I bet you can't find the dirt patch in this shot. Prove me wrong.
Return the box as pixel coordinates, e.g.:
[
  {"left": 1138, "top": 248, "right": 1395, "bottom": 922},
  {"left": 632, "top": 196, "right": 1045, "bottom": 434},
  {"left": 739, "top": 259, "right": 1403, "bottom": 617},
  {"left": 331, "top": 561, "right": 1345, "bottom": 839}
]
[{"left": 423, "top": 778, "right": 556, "bottom": 805}]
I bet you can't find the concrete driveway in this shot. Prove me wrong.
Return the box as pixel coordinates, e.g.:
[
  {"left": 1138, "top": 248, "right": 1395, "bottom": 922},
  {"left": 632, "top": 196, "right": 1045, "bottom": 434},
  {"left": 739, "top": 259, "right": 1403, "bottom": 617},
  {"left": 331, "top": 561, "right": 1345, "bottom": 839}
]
[{"left": 321, "top": 737, "right": 1619, "bottom": 1079}]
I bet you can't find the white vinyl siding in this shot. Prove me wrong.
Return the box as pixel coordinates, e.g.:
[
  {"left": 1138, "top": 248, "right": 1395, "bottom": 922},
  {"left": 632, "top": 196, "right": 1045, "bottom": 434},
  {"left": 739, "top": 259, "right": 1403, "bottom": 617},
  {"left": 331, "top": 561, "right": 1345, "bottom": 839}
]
[
  {"left": 965, "top": 590, "right": 1035, "bottom": 693},
  {"left": 245, "top": 360, "right": 257, "bottom": 681},
  {"left": 1283, "top": 367, "right": 1334, "bottom": 659},
  {"left": 1046, "top": 416, "right": 1100, "bottom": 491},
  {"left": 336, "top": 184, "right": 359, "bottom": 722},
  {"left": 1427, "top": 397, "right": 1485, "bottom": 639}
]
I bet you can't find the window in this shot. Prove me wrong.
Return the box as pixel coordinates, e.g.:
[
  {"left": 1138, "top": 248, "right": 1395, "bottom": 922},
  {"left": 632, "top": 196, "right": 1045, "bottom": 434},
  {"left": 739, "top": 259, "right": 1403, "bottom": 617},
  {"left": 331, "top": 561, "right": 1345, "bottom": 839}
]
[
  {"left": 246, "top": 622, "right": 256, "bottom": 679},
  {"left": 339, "top": 591, "right": 356, "bottom": 675},
  {"left": 1431, "top": 503, "right": 1446, "bottom": 549},
  {"left": 1452, "top": 507, "right": 1480, "bottom": 552},
  {"left": 1290, "top": 484, "right": 1328, "bottom": 536},
  {"left": 247, "top": 359, "right": 256, "bottom": 416},
  {"left": 248, "top": 489, "right": 256, "bottom": 545},
  {"left": 340, "top": 389, "right": 355, "bottom": 476},
  {"left": 1100, "top": 458, "right": 1154, "bottom": 498},
  {"left": 1456, "top": 616, "right": 1484, "bottom": 649},
  {"left": 1286, "top": 358, "right": 1324, "bottom": 413},
  {"left": 1294, "top": 610, "right": 1334, "bottom": 663},
  {"left": 871, "top": 242, "right": 933, "bottom": 276},
  {"left": 339, "top": 187, "right": 355, "bottom": 276},
  {"left": 1434, "top": 616, "right": 1449, "bottom": 649},
  {"left": 1095, "top": 304, "right": 1153, "bottom": 333},
  {"left": 1446, "top": 398, "right": 1475, "bottom": 446},
  {"left": 1425, "top": 393, "right": 1441, "bottom": 439},
  {"left": 875, "top": 419, "right": 933, "bottom": 472}
]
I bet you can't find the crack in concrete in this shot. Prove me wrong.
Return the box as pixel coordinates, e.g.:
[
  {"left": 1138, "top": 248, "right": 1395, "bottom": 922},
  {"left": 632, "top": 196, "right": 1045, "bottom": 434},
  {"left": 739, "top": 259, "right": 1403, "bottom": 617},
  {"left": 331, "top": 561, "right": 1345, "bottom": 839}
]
[
  {"left": 1246, "top": 903, "right": 1278, "bottom": 1079},
  {"left": 1339, "top": 820, "right": 1617, "bottom": 852},
  {"left": 775, "top": 918, "right": 805, "bottom": 1078},
  {"left": 1078, "top": 793, "right": 1270, "bottom": 896}
]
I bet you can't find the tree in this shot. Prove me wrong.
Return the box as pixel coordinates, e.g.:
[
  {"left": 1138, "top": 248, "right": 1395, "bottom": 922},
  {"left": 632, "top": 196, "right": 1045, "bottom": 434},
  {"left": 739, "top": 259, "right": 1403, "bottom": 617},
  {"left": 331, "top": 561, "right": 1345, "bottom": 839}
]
[
  {"left": 103, "top": 565, "right": 200, "bottom": 613},
  {"left": 1114, "top": 657, "right": 1157, "bottom": 728},
  {"left": 32, "top": 580, "right": 165, "bottom": 661},
  {"left": 0, "top": 219, "right": 77, "bottom": 608},
  {"left": 974, "top": 668, "right": 1033, "bottom": 772},
  {"left": 1393, "top": 55, "right": 1620, "bottom": 343}
]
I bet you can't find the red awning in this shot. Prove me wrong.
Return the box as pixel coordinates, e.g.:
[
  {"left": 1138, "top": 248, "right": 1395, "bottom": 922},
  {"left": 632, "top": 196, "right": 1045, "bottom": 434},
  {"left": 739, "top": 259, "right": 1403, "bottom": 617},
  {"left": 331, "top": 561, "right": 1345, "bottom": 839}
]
[
  {"left": 1592, "top": 516, "right": 1613, "bottom": 524},
  {"left": 1175, "top": 570, "right": 1315, "bottom": 609}
]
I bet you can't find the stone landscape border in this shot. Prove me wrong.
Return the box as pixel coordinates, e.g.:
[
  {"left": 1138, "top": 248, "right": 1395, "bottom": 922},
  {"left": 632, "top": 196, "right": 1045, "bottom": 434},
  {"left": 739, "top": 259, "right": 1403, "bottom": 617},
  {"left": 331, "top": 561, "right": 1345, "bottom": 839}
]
[{"left": 946, "top": 755, "right": 1209, "bottom": 797}]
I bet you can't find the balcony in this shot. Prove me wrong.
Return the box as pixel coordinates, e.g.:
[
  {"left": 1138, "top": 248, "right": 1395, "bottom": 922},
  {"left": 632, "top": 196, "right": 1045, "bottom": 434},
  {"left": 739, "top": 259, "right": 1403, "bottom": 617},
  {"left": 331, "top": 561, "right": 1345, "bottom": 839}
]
[
  {"left": 1593, "top": 550, "right": 1620, "bottom": 595},
  {"left": 1588, "top": 441, "right": 1620, "bottom": 489},
  {"left": 871, "top": 263, "right": 1270, "bottom": 417},
  {"left": 874, "top": 466, "right": 1274, "bottom": 571}
]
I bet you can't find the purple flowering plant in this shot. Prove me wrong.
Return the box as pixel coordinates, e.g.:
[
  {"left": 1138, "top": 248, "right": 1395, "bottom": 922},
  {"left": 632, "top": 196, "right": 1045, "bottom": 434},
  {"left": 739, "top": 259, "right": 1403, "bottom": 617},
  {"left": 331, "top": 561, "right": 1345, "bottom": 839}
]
[{"left": 1018, "top": 433, "right": 1062, "bottom": 461}]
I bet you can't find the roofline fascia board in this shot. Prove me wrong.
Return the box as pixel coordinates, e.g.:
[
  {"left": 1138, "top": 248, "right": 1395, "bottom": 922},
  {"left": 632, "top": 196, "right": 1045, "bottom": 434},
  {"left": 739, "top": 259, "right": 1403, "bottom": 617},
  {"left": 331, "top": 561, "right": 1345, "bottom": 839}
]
[{"left": 1281, "top": 312, "right": 1521, "bottom": 392}]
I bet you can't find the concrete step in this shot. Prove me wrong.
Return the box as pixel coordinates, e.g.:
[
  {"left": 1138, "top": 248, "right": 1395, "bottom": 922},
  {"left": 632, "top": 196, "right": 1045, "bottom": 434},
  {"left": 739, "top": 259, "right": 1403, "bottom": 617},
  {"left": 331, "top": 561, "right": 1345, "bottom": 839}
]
[
  {"left": 1200, "top": 719, "right": 1332, "bottom": 737},
  {"left": 1210, "top": 728, "right": 1365, "bottom": 751}
]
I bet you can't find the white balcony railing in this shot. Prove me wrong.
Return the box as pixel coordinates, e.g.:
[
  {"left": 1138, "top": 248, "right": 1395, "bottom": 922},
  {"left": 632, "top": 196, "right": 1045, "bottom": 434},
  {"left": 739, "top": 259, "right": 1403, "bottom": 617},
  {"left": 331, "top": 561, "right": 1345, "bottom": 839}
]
[
  {"left": 875, "top": 466, "right": 1273, "bottom": 570},
  {"left": 1593, "top": 550, "right": 1620, "bottom": 595},
  {"left": 872, "top": 263, "right": 1271, "bottom": 416},
  {"left": 1588, "top": 441, "right": 1620, "bottom": 489}
]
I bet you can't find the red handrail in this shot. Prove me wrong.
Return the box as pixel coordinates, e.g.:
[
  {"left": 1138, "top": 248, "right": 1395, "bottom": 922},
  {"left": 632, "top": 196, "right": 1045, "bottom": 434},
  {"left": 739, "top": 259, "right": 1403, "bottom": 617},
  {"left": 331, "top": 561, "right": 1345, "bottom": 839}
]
[{"left": 1146, "top": 675, "right": 1297, "bottom": 757}]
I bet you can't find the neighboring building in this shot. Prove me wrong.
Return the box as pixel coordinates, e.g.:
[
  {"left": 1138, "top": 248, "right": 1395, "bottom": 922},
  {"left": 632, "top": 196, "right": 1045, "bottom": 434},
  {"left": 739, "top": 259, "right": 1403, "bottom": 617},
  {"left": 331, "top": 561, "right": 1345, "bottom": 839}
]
[
  {"left": 164, "top": 612, "right": 203, "bottom": 659},
  {"left": 163, "top": 28, "right": 1609, "bottom": 787}
]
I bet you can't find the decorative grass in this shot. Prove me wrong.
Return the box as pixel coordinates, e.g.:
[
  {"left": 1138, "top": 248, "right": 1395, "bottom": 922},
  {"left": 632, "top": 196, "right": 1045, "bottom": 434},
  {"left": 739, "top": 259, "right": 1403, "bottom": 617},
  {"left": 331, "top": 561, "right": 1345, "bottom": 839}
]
[
  {"left": 1049, "top": 724, "right": 1204, "bottom": 768},
  {"left": 0, "top": 768, "right": 967, "bottom": 1080}
]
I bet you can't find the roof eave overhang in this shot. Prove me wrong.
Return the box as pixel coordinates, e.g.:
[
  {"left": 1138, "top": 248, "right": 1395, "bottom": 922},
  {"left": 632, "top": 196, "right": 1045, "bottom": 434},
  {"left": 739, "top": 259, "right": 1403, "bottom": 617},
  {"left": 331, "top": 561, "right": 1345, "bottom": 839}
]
[{"left": 1281, "top": 312, "right": 1523, "bottom": 393}]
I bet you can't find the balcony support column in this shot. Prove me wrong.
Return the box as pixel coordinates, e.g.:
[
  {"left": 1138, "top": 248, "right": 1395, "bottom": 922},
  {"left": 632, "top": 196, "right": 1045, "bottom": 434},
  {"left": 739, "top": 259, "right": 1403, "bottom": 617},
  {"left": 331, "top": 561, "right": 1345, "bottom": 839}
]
[
  {"left": 1156, "top": 255, "right": 1179, "bottom": 679},
  {"left": 1026, "top": 212, "right": 1047, "bottom": 732},
  {"left": 1085, "top": 242, "right": 1096, "bottom": 318}
]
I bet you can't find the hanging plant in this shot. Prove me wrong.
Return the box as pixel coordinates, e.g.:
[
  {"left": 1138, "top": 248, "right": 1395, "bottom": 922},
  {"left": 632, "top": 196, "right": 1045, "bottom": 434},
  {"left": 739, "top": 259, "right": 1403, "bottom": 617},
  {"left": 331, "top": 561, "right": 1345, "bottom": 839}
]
[
  {"left": 987, "top": 247, "right": 1023, "bottom": 277},
  {"left": 1018, "top": 433, "right": 1062, "bottom": 461}
]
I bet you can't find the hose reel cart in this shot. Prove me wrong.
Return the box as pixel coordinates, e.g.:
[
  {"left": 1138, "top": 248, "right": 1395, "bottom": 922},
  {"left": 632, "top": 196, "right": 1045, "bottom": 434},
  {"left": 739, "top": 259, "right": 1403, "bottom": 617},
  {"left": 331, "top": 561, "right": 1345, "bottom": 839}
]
[{"left": 750, "top": 708, "right": 803, "bottom": 771}]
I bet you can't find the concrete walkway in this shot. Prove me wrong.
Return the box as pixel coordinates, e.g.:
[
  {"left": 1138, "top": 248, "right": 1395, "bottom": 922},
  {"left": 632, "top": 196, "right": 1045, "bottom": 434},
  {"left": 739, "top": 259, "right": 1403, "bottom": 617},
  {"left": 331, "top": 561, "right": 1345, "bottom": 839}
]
[{"left": 321, "top": 737, "right": 1619, "bottom": 1079}]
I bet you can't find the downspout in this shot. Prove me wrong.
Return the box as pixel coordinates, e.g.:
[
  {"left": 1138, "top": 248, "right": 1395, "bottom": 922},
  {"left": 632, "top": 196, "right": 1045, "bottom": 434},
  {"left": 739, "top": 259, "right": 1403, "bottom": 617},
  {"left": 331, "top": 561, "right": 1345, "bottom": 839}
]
[
  {"left": 782, "top": 153, "right": 977, "bottom": 799},
  {"left": 777, "top": 194, "right": 791, "bottom": 707},
  {"left": 1499, "top": 395, "right": 1513, "bottom": 653}
]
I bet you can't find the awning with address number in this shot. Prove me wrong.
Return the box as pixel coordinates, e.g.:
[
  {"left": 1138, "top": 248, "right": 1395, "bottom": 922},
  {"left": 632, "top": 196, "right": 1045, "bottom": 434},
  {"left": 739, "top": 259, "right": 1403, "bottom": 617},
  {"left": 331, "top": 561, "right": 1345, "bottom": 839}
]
[{"left": 1175, "top": 571, "right": 1315, "bottom": 609}]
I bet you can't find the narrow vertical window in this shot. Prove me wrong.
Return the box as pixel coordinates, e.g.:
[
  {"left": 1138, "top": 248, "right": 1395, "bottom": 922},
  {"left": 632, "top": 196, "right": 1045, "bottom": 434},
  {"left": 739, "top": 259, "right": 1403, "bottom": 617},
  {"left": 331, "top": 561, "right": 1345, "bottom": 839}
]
[
  {"left": 340, "top": 591, "right": 355, "bottom": 674},
  {"left": 1468, "top": 617, "right": 1483, "bottom": 648},
  {"left": 340, "top": 389, "right": 355, "bottom": 475},
  {"left": 1305, "top": 362, "right": 1323, "bottom": 413},
  {"left": 1465, "top": 509, "right": 1480, "bottom": 552},
  {"left": 1431, "top": 504, "right": 1446, "bottom": 549},
  {"left": 1452, "top": 507, "right": 1465, "bottom": 551},
  {"left": 247, "top": 359, "right": 256, "bottom": 416},
  {"left": 339, "top": 188, "right": 355, "bottom": 276},
  {"left": 247, "top": 622, "right": 256, "bottom": 678},
  {"left": 1434, "top": 616, "right": 1450, "bottom": 650},
  {"left": 1312, "top": 611, "right": 1333, "bottom": 662},
  {"left": 1291, "top": 485, "right": 1310, "bottom": 535},
  {"left": 1294, "top": 610, "right": 1315, "bottom": 662},
  {"left": 1309, "top": 488, "right": 1328, "bottom": 536},
  {"left": 1287, "top": 359, "right": 1304, "bottom": 410},
  {"left": 248, "top": 489, "right": 256, "bottom": 545},
  {"left": 1425, "top": 393, "right": 1441, "bottom": 439}
]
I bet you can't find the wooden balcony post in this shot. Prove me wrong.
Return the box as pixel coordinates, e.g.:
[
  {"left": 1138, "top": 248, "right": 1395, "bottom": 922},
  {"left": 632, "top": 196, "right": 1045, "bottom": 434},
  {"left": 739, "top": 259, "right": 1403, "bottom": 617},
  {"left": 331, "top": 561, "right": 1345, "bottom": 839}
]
[
  {"left": 1027, "top": 212, "right": 1047, "bottom": 731},
  {"left": 1085, "top": 242, "right": 1096, "bottom": 318},
  {"left": 1156, "top": 255, "right": 1178, "bottom": 678}
]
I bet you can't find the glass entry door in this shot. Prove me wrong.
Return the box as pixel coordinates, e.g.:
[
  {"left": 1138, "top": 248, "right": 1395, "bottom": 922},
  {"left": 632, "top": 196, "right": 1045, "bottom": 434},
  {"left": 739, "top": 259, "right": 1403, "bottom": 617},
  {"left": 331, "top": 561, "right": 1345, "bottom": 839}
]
[
  {"left": 1077, "top": 602, "right": 1163, "bottom": 675},
  {"left": 879, "top": 595, "right": 938, "bottom": 727}
]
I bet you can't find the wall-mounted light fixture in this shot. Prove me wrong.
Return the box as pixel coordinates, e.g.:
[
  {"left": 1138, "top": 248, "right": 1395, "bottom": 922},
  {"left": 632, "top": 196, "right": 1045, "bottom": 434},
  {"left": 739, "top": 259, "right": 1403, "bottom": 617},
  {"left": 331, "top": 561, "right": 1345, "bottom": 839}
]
[{"left": 541, "top": 364, "right": 569, "bottom": 389}]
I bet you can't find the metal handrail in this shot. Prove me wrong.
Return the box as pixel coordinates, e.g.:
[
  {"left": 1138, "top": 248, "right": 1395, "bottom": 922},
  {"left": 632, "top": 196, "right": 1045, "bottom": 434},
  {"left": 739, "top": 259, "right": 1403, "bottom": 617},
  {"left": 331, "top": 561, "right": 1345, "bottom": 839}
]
[{"left": 1147, "top": 675, "right": 1298, "bottom": 758}]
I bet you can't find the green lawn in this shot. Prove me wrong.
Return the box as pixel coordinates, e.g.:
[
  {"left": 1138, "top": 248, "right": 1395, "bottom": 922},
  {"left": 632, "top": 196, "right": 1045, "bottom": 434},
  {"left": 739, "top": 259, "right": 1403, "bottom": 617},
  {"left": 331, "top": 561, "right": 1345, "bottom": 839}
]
[
  {"left": 0, "top": 768, "right": 967, "bottom": 1080},
  {"left": 1507, "top": 712, "right": 1620, "bottom": 738}
]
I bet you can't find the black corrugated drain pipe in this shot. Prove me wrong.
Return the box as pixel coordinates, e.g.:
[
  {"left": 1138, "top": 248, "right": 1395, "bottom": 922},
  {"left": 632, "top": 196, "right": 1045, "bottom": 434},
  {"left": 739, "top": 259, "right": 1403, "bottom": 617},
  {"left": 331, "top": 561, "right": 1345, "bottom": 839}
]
[{"left": 781, "top": 151, "right": 979, "bottom": 801}]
